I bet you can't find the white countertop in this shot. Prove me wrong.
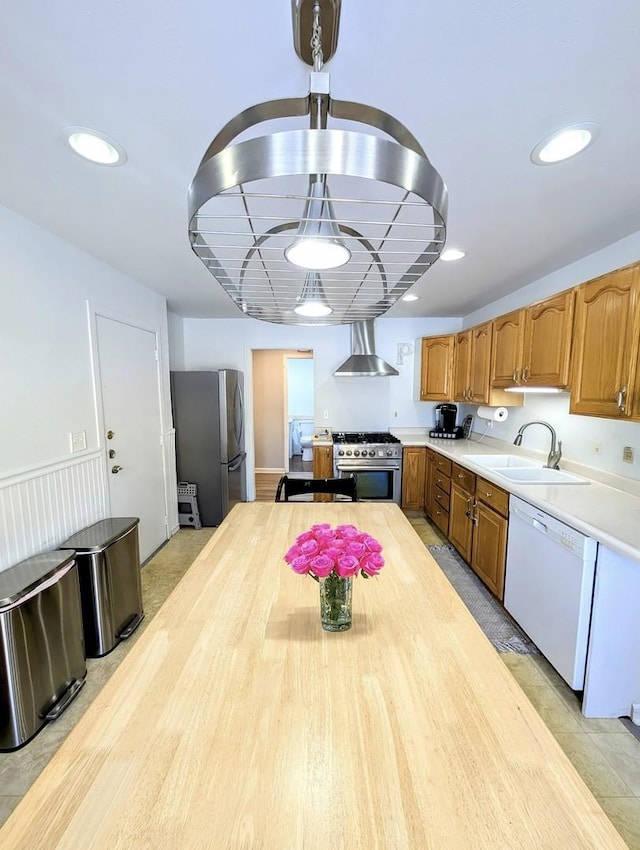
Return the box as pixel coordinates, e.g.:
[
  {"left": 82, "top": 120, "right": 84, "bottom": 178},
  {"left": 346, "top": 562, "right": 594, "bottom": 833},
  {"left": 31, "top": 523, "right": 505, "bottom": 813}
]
[{"left": 393, "top": 430, "right": 640, "bottom": 562}]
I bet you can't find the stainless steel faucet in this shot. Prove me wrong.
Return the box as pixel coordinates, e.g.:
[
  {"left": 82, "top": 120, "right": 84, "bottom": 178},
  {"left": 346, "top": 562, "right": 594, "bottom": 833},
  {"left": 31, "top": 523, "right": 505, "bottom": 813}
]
[{"left": 513, "top": 420, "right": 562, "bottom": 469}]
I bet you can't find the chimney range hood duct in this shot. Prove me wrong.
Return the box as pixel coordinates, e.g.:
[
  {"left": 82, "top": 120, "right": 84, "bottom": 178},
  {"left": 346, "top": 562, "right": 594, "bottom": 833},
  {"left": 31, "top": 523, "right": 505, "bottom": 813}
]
[{"left": 334, "top": 320, "right": 399, "bottom": 377}]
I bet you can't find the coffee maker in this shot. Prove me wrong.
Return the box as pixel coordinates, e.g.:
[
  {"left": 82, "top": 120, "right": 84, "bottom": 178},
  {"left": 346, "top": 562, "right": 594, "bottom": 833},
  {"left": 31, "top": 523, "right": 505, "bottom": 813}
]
[{"left": 431, "top": 404, "right": 463, "bottom": 439}]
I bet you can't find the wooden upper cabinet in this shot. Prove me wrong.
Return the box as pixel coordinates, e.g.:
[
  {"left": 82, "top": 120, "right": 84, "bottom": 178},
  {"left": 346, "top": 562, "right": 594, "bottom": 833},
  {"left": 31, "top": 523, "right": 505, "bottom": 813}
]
[
  {"left": 570, "top": 264, "right": 640, "bottom": 418},
  {"left": 420, "top": 335, "right": 454, "bottom": 401},
  {"left": 522, "top": 291, "right": 575, "bottom": 388},
  {"left": 469, "top": 322, "right": 493, "bottom": 404},
  {"left": 491, "top": 309, "right": 525, "bottom": 388},
  {"left": 454, "top": 322, "right": 522, "bottom": 407},
  {"left": 453, "top": 330, "right": 472, "bottom": 402},
  {"left": 491, "top": 293, "right": 575, "bottom": 390}
]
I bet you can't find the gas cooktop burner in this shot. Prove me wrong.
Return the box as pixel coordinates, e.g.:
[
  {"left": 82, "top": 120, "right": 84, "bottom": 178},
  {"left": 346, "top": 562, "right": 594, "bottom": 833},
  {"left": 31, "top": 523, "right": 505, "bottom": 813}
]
[{"left": 333, "top": 432, "right": 401, "bottom": 445}]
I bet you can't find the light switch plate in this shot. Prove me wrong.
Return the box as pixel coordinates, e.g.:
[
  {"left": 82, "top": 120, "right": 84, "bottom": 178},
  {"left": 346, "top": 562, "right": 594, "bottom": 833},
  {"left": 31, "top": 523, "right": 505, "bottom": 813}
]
[{"left": 70, "top": 430, "right": 87, "bottom": 452}]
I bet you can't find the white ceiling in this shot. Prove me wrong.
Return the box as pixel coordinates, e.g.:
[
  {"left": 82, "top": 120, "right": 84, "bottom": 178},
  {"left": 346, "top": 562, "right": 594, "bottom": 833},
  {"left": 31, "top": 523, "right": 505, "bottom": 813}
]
[{"left": 1, "top": 0, "right": 639, "bottom": 320}]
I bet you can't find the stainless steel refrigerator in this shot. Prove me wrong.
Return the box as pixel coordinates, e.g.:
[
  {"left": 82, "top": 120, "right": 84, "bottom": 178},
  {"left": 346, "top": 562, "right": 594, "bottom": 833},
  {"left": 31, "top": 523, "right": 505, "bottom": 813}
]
[{"left": 171, "top": 370, "right": 247, "bottom": 526}]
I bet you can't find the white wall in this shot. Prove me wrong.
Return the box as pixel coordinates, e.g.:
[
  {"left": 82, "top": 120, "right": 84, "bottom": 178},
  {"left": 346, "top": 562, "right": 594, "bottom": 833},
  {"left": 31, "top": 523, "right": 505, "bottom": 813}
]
[
  {"left": 169, "top": 315, "right": 462, "bottom": 495},
  {"left": 462, "top": 231, "right": 640, "bottom": 482},
  {"left": 287, "top": 358, "right": 314, "bottom": 418},
  {"left": 464, "top": 231, "right": 640, "bottom": 326},
  {"left": 0, "top": 204, "right": 176, "bottom": 569}
]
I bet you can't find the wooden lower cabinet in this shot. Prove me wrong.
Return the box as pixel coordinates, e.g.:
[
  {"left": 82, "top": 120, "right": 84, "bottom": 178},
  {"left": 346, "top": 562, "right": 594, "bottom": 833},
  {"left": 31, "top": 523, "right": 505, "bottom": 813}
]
[
  {"left": 448, "top": 463, "right": 476, "bottom": 563},
  {"left": 428, "top": 454, "right": 451, "bottom": 535},
  {"left": 471, "top": 500, "right": 508, "bottom": 600},
  {"left": 428, "top": 455, "right": 509, "bottom": 601},
  {"left": 424, "top": 449, "right": 436, "bottom": 518},
  {"left": 401, "top": 447, "right": 426, "bottom": 510},
  {"left": 312, "top": 444, "right": 334, "bottom": 502}
]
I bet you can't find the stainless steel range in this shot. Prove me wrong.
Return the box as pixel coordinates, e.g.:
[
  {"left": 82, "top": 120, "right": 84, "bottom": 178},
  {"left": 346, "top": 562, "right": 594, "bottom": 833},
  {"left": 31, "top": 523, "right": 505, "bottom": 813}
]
[{"left": 333, "top": 432, "right": 403, "bottom": 503}]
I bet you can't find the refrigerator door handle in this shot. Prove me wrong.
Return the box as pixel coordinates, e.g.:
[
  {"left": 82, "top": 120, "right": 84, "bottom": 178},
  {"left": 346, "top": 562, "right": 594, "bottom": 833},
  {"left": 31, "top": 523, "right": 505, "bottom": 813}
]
[
  {"left": 234, "top": 382, "right": 245, "bottom": 447},
  {"left": 228, "top": 451, "right": 247, "bottom": 473}
]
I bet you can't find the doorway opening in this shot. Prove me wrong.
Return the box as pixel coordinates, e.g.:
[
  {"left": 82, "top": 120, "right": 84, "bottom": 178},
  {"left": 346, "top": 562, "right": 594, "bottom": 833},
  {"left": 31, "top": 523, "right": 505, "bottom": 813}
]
[{"left": 252, "top": 349, "right": 314, "bottom": 501}]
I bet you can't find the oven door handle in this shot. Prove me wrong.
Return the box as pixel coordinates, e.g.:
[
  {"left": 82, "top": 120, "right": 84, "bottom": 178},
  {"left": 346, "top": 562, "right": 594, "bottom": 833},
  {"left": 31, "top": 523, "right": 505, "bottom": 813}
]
[{"left": 336, "top": 464, "right": 401, "bottom": 472}]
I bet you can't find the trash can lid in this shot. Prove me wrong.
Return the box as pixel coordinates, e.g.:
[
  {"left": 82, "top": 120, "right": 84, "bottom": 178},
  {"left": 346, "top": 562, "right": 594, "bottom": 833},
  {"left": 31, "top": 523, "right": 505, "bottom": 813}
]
[
  {"left": 59, "top": 517, "right": 140, "bottom": 553},
  {"left": 0, "top": 550, "right": 77, "bottom": 608}
]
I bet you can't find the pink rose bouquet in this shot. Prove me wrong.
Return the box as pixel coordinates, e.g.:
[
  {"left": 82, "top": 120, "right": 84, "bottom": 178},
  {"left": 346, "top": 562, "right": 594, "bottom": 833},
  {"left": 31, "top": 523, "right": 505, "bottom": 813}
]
[{"left": 284, "top": 523, "right": 384, "bottom": 580}]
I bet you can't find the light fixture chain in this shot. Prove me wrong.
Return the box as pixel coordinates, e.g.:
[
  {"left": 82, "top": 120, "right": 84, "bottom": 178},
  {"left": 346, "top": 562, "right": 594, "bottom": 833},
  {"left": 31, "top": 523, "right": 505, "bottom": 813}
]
[{"left": 311, "top": 2, "right": 324, "bottom": 71}]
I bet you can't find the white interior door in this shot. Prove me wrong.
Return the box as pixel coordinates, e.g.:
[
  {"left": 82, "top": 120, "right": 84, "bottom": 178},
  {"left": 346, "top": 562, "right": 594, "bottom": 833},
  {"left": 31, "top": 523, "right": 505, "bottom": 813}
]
[{"left": 96, "top": 316, "right": 167, "bottom": 561}]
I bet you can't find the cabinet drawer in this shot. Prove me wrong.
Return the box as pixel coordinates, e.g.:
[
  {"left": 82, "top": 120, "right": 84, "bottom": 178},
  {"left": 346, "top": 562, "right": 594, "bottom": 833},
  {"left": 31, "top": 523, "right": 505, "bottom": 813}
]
[
  {"left": 433, "top": 488, "right": 450, "bottom": 512},
  {"left": 475, "top": 477, "right": 509, "bottom": 517},
  {"left": 451, "top": 463, "right": 475, "bottom": 493},
  {"left": 432, "top": 504, "right": 449, "bottom": 536},
  {"left": 434, "top": 455, "right": 452, "bottom": 476},
  {"left": 434, "top": 472, "right": 451, "bottom": 494}
]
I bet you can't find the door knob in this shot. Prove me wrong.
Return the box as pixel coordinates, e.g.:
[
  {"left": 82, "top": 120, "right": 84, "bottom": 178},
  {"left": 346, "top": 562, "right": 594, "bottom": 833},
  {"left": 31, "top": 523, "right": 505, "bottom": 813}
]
[{"left": 111, "top": 465, "right": 124, "bottom": 474}]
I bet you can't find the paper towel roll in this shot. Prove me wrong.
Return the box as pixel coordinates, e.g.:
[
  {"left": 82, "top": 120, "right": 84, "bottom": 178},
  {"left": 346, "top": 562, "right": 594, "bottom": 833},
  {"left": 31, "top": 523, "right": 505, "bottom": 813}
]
[{"left": 476, "top": 405, "right": 509, "bottom": 422}]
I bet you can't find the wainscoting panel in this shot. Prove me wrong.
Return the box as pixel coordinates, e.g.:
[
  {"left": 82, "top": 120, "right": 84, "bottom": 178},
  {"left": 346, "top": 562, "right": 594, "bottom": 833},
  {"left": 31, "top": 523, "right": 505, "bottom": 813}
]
[{"left": 0, "top": 452, "right": 108, "bottom": 571}]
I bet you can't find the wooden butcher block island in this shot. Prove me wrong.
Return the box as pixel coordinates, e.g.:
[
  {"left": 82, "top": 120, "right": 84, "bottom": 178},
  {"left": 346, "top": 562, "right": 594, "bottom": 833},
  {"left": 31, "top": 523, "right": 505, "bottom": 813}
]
[{"left": 0, "top": 503, "right": 625, "bottom": 848}]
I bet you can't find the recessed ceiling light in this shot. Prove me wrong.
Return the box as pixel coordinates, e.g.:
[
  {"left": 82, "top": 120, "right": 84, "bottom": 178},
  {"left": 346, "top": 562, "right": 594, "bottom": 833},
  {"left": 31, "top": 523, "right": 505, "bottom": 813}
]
[
  {"left": 66, "top": 127, "right": 127, "bottom": 166},
  {"left": 402, "top": 294, "right": 419, "bottom": 302},
  {"left": 531, "top": 123, "right": 599, "bottom": 165},
  {"left": 440, "top": 248, "right": 466, "bottom": 262}
]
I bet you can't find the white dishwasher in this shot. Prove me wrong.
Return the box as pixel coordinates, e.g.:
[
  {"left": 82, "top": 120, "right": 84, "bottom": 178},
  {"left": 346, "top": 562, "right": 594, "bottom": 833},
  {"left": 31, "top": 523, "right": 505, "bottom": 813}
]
[{"left": 504, "top": 496, "right": 597, "bottom": 689}]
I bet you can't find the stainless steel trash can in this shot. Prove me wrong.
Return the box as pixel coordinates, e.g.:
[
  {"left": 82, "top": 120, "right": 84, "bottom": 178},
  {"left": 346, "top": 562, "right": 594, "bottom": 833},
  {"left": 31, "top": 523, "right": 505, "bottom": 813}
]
[
  {"left": 0, "top": 550, "right": 86, "bottom": 751},
  {"left": 60, "top": 518, "right": 144, "bottom": 658}
]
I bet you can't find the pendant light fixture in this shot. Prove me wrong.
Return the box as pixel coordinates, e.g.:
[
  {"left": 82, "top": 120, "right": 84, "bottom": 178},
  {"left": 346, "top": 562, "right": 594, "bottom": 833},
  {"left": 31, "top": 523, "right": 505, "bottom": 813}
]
[
  {"left": 294, "top": 271, "right": 333, "bottom": 317},
  {"left": 188, "top": 0, "right": 448, "bottom": 325},
  {"left": 284, "top": 177, "right": 351, "bottom": 270}
]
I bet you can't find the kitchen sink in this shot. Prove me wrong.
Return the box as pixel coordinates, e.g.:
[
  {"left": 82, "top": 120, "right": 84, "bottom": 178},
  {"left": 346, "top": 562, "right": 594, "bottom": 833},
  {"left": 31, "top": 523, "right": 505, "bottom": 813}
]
[
  {"left": 492, "top": 467, "right": 590, "bottom": 485},
  {"left": 462, "top": 454, "right": 590, "bottom": 484},
  {"left": 463, "top": 454, "right": 539, "bottom": 469}
]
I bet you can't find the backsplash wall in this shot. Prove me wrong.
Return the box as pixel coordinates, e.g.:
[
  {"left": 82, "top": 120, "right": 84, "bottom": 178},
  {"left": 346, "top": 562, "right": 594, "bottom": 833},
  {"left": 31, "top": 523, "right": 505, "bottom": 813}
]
[{"left": 468, "top": 394, "right": 640, "bottom": 482}]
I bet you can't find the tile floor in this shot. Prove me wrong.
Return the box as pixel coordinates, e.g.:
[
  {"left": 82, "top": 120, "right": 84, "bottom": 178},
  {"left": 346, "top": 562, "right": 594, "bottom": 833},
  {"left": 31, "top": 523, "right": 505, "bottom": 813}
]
[{"left": 2, "top": 513, "right": 640, "bottom": 848}]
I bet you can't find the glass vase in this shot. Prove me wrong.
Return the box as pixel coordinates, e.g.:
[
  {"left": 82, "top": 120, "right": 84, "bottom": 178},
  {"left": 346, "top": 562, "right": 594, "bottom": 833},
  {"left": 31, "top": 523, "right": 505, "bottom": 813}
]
[{"left": 319, "top": 573, "right": 353, "bottom": 631}]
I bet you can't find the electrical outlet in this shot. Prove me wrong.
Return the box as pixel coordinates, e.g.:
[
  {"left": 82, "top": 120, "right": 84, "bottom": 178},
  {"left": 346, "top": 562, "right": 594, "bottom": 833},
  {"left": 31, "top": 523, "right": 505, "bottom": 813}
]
[
  {"left": 590, "top": 441, "right": 603, "bottom": 455},
  {"left": 70, "top": 430, "right": 87, "bottom": 452},
  {"left": 622, "top": 446, "right": 634, "bottom": 464},
  {"left": 323, "top": 410, "right": 329, "bottom": 420},
  {"left": 393, "top": 410, "right": 398, "bottom": 418}
]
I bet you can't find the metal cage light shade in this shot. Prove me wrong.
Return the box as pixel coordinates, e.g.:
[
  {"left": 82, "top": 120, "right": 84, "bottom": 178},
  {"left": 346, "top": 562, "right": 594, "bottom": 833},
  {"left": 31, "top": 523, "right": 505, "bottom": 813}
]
[{"left": 188, "top": 3, "right": 448, "bottom": 325}]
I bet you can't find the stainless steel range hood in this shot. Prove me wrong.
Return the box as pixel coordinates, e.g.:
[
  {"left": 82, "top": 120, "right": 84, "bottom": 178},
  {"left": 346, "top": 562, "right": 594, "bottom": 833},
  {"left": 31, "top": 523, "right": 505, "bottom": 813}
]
[{"left": 334, "top": 320, "right": 399, "bottom": 377}]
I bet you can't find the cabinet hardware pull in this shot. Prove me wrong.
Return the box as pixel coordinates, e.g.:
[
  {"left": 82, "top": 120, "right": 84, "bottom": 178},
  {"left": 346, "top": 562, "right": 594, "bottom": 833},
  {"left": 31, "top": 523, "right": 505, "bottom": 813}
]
[
  {"left": 484, "top": 491, "right": 492, "bottom": 498},
  {"left": 522, "top": 365, "right": 529, "bottom": 383},
  {"left": 512, "top": 370, "right": 518, "bottom": 382},
  {"left": 617, "top": 386, "right": 627, "bottom": 412},
  {"left": 457, "top": 473, "right": 464, "bottom": 478}
]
